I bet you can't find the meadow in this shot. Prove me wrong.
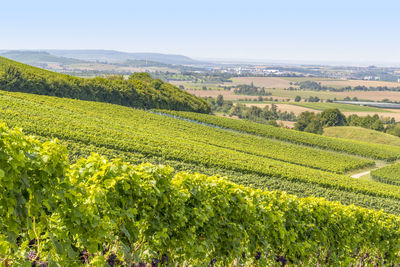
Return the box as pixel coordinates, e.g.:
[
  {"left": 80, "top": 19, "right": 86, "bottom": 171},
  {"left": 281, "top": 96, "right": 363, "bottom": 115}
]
[{"left": 323, "top": 126, "right": 400, "bottom": 146}]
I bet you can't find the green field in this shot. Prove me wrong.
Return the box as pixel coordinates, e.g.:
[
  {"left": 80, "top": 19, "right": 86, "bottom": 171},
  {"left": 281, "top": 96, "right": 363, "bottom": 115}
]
[
  {"left": 291, "top": 102, "right": 389, "bottom": 112},
  {"left": 324, "top": 126, "right": 400, "bottom": 146}
]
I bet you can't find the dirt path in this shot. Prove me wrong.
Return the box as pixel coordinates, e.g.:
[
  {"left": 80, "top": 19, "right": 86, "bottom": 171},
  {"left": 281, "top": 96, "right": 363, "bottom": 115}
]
[
  {"left": 349, "top": 160, "right": 399, "bottom": 179},
  {"left": 351, "top": 171, "right": 371, "bottom": 178}
]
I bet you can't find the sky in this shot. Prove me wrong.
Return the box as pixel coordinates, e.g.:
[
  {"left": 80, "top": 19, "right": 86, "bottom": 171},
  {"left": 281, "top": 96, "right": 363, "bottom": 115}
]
[{"left": 1, "top": 0, "right": 400, "bottom": 64}]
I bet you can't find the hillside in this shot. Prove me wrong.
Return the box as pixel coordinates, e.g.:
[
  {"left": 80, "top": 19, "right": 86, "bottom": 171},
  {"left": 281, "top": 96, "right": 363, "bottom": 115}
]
[
  {"left": 0, "top": 50, "right": 85, "bottom": 64},
  {"left": 2, "top": 121, "right": 400, "bottom": 265},
  {"left": 0, "top": 57, "right": 210, "bottom": 113},
  {"left": 323, "top": 126, "right": 400, "bottom": 146},
  {"left": 45, "top": 49, "right": 204, "bottom": 65},
  {"left": 4, "top": 90, "right": 400, "bottom": 215}
]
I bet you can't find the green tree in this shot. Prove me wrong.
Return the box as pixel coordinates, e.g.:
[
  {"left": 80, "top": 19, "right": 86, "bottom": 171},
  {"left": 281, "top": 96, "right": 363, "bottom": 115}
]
[
  {"left": 216, "top": 94, "right": 224, "bottom": 107},
  {"left": 295, "top": 111, "right": 322, "bottom": 133},
  {"left": 319, "top": 109, "right": 347, "bottom": 127},
  {"left": 294, "top": 96, "right": 301, "bottom": 102}
]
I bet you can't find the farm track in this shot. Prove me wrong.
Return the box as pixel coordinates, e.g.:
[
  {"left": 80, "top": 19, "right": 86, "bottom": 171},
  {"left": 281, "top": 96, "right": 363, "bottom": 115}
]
[{"left": 351, "top": 171, "right": 371, "bottom": 178}]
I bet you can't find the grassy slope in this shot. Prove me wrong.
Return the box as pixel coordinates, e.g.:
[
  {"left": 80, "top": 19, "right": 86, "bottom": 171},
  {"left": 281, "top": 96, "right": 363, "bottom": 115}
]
[
  {"left": 0, "top": 51, "right": 84, "bottom": 64},
  {"left": 323, "top": 126, "right": 400, "bottom": 146}
]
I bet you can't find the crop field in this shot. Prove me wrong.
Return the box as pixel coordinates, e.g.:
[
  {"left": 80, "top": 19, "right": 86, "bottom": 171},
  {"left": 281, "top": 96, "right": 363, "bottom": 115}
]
[
  {"left": 371, "top": 163, "right": 400, "bottom": 186},
  {"left": 243, "top": 103, "right": 314, "bottom": 115},
  {"left": 161, "top": 110, "right": 400, "bottom": 160},
  {"left": 230, "top": 77, "right": 294, "bottom": 88},
  {"left": 186, "top": 89, "right": 288, "bottom": 100},
  {"left": 280, "top": 77, "right": 340, "bottom": 82},
  {"left": 4, "top": 124, "right": 400, "bottom": 265},
  {"left": 186, "top": 87, "right": 339, "bottom": 100},
  {"left": 291, "top": 102, "right": 390, "bottom": 112},
  {"left": 320, "top": 79, "right": 400, "bottom": 88},
  {"left": 6, "top": 91, "right": 400, "bottom": 215},
  {"left": 261, "top": 88, "right": 340, "bottom": 100},
  {"left": 170, "top": 81, "right": 229, "bottom": 90},
  {"left": 332, "top": 91, "right": 400, "bottom": 102},
  {"left": 180, "top": 76, "right": 400, "bottom": 103}
]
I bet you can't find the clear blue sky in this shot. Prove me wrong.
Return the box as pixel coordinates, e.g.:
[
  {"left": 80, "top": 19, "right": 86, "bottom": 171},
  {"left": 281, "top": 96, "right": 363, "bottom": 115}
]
[{"left": 1, "top": 0, "right": 400, "bottom": 64}]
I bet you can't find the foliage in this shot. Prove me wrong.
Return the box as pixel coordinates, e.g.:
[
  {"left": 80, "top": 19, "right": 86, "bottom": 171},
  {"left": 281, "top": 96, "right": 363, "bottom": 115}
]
[
  {"left": 294, "top": 111, "right": 323, "bottom": 134},
  {"left": 347, "top": 114, "right": 385, "bottom": 132},
  {"left": 319, "top": 109, "right": 347, "bottom": 127},
  {"left": 1, "top": 123, "right": 400, "bottom": 266}
]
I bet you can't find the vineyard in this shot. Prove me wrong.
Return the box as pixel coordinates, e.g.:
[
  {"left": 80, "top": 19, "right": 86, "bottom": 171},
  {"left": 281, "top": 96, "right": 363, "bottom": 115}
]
[
  {"left": 371, "top": 163, "right": 400, "bottom": 186},
  {"left": 0, "top": 57, "right": 210, "bottom": 113},
  {"left": 158, "top": 110, "right": 400, "bottom": 160},
  {"left": 3, "top": 91, "right": 400, "bottom": 216},
  {"left": 2, "top": 122, "right": 400, "bottom": 266}
]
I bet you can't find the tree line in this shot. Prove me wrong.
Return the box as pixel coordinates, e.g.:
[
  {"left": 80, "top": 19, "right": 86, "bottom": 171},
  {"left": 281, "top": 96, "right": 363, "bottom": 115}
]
[
  {"left": 294, "top": 108, "right": 398, "bottom": 135},
  {"left": 293, "top": 80, "right": 400, "bottom": 92},
  {"left": 205, "top": 95, "right": 296, "bottom": 126}
]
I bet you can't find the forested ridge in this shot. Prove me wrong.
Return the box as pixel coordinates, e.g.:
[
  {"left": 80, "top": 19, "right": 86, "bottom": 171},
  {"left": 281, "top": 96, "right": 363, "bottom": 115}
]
[{"left": 0, "top": 57, "right": 210, "bottom": 113}]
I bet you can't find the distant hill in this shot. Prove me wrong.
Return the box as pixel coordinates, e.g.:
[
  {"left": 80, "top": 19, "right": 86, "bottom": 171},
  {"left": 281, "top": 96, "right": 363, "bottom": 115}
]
[
  {"left": 45, "top": 50, "right": 204, "bottom": 65},
  {"left": 323, "top": 126, "right": 400, "bottom": 146},
  {"left": 0, "top": 50, "right": 85, "bottom": 65},
  {"left": 0, "top": 57, "right": 210, "bottom": 113}
]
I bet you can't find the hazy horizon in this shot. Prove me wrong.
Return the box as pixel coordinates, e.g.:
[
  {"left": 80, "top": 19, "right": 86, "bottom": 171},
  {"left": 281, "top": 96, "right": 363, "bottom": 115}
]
[{"left": 2, "top": 0, "right": 400, "bottom": 65}]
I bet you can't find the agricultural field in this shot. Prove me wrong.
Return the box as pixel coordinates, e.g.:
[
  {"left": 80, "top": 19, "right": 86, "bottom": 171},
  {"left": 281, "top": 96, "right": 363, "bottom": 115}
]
[
  {"left": 243, "top": 103, "right": 314, "bottom": 115},
  {"left": 230, "top": 77, "right": 294, "bottom": 88},
  {"left": 160, "top": 110, "right": 400, "bottom": 160},
  {"left": 186, "top": 86, "right": 342, "bottom": 101},
  {"left": 187, "top": 89, "right": 289, "bottom": 100},
  {"left": 320, "top": 79, "right": 400, "bottom": 88},
  {"left": 280, "top": 77, "right": 341, "bottom": 82},
  {"left": 181, "top": 76, "right": 400, "bottom": 104},
  {"left": 371, "top": 163, "right": 400, "bottom": 186},
  {"left": 324, "top": 126, "right": 400, "bottom": 146},
  {"left": 4, "top": 124, "right": 400, "bottom": 265},
  {"left": 5, "top": 91, "right": 400, "bottom": 216},
  {"left": 332, "top": 91, "right": 400, "bottom": 102},
  {"left": 291, "top": 102, "right": 390, "bottom": 112}
]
